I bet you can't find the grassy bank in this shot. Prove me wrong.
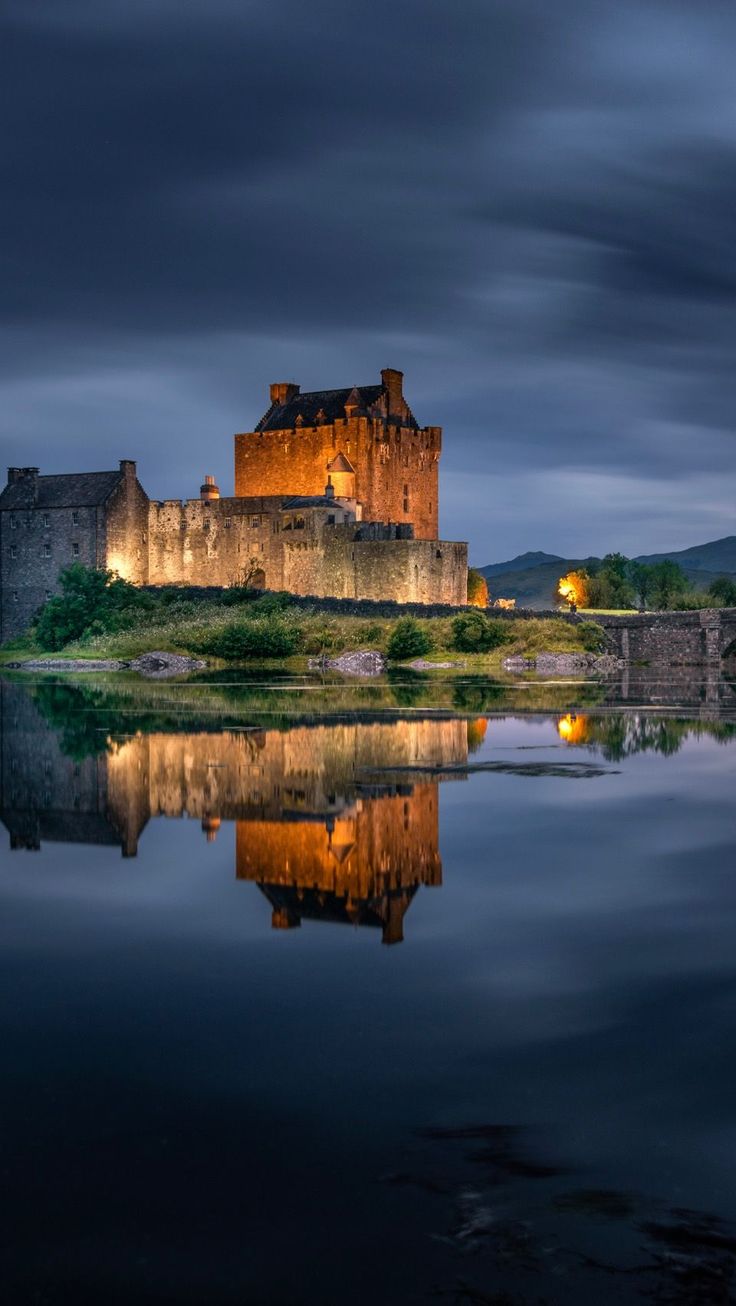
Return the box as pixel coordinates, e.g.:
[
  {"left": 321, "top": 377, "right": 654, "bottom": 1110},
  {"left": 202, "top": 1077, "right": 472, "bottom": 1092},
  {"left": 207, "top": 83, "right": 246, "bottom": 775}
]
[{"left": 0, "top": 588, "right": 602, "bottom": 669}]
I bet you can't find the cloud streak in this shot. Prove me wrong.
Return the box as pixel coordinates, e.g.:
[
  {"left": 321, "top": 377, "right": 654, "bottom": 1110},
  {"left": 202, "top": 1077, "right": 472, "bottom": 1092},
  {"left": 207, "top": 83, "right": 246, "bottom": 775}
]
[{"left": 2, "top": 0, "right": 735, "bottom": 559}]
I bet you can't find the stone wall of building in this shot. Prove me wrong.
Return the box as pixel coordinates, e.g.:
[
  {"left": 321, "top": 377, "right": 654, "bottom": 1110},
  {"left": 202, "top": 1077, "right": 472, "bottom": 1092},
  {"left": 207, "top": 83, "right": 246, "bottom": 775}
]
[
  {"left": 283, "top": 527, "right": 467, "bottom": 605},
  {"left": 235, "top": 415, "right": 441, "bottom": 539},
  {"left": 146, "top": 496, "right": 283, "bottom": 588},
  {"left": 0, "top": 464, "right": 149, "bottom": 641},
  {"left": 104, "top": 461, "right": 150, "bottom": 584}
]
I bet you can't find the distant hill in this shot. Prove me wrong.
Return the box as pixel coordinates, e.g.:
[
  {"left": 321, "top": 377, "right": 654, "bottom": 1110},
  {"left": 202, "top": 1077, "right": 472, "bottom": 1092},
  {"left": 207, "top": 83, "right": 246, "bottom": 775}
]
[
  {"left": 479, "top": 536, "right": 736, "bottom": 609},
  {"left": 481, "top": 550, "right": 564, "bottom": 579},
  {"left": 633, "top": 536, "right": 736, "bottom": 574}
]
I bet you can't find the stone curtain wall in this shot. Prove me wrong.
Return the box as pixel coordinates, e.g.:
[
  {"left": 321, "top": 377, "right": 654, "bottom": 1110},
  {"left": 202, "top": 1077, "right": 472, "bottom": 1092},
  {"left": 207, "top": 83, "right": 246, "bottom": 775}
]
[
  {"left": 283, "top": 531, "right": 467, "bottom": 605},
  {"left": 147, "top": 497, "right": 283, "bottom": 588},
  {"left": 234, "top": 416, "right": 441, "bottom": 539}
]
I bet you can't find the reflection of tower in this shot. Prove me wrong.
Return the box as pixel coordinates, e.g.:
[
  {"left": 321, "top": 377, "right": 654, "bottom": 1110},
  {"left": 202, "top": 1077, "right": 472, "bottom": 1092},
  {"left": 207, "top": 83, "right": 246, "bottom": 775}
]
[
  {"left": 202, "top": 815, "right": 221, "bottom": 843},
  {"left": 235, "top": 783, "right": 442, "bottom": 945}
]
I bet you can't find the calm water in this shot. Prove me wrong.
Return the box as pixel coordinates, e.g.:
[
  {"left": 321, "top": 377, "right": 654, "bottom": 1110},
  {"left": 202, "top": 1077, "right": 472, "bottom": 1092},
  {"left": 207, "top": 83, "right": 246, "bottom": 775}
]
[{"left": 1, "top": 671, "right": 736, "bottom": 1304}]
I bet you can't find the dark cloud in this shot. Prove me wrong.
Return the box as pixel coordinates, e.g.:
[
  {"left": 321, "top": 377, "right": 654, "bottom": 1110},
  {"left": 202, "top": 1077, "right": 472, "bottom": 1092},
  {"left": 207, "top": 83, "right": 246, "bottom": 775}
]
[{"left": 1, "top": 0, "right": 735, "bottom": 559}]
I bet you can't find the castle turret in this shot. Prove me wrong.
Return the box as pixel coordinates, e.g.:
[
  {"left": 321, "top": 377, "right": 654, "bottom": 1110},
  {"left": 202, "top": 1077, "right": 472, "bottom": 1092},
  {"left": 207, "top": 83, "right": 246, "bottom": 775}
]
[{"left": 200, "top": 474, "right": 220, "bottom": 501}]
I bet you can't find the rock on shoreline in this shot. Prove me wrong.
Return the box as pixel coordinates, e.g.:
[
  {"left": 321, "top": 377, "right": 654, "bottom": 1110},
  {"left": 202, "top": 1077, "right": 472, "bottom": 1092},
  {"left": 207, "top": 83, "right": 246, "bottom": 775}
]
[
  {"left": 7, "top": 651, "right": 206, "bottom": 677},
  {"left": 503, "top": 652, "right": 625, "bottom": 676},
  {"left": 308, "top": 650, "right": 387, "bottom": 676}
]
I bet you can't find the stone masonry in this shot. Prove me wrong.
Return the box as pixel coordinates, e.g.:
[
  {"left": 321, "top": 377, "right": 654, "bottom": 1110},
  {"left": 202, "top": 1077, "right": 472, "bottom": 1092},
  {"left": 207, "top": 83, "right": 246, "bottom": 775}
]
[{"left": 0, "top": 369, "right": 468, "bottom": 639}]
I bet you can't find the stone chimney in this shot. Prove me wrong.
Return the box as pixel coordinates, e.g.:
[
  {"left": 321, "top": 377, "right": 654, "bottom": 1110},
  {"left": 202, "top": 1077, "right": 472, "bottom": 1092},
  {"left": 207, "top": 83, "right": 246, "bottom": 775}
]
[
  {"left": 200, "top": 474, "right": 220, "bottom": 501},
  {"left": 270, "top": 382, "right": 300, "bottom": 406},
  {"left": 381, "top": 368, "right": 404, "bottom": 417},
  {"left": 119, "top": 459, "right": 136, "bottom": 480},
  {"left": 7, "top": 467, "right": 39, "bottom": 485},
  {"left": 7, "top": 467, "right": 39, "bottom": 502}
]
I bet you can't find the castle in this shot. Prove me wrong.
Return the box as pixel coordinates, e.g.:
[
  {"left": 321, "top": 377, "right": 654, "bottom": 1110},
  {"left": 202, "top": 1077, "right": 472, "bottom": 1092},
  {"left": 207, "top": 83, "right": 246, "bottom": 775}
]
[{"left": 0, "top": 368, "right": 468, "bottom": 640}]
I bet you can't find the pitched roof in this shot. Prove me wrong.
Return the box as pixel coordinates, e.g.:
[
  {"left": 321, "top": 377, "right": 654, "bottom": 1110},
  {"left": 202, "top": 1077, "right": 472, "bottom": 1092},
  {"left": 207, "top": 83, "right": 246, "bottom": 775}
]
[
  {"left": 255, "top": 382, "right": 420, "bottom": 433},
  {"left": 327, "top": 452, "right": 355, "bottom": 473},
  {"left": 0, "top": 470, "right": 124, "bottom": 511}
]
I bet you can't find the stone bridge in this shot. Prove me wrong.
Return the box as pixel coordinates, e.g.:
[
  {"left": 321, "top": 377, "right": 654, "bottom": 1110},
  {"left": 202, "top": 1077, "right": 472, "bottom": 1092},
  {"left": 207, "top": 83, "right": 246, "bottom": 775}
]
[{"left": 582, "top": 608, "right": 736, "bottom": 663}]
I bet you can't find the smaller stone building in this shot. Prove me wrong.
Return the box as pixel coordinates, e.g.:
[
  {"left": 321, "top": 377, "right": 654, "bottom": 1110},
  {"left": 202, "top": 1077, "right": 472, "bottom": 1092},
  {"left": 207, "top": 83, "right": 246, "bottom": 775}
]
[{"left": 0, "top": 461, "right": 148, "bottom": 641}]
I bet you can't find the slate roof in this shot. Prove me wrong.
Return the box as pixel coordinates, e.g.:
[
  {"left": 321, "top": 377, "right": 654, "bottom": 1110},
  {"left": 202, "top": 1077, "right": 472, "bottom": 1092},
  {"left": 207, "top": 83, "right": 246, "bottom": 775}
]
[
  {"left": 256, "top": 383, "right": 417, "bottom": 432},
  {"left": 0, "top": 470, "right": 123, "bottom": 511},
  {"left": 281, "top": 495, "right": 347, "bottom": 510}
]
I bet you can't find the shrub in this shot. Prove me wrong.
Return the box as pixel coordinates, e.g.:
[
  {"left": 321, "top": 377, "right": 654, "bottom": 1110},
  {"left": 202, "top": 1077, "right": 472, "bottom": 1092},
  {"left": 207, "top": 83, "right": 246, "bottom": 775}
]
[
  {"left": 202, "top": 618, "right": 301, "bottom": 660},
  {"left": 577, "top": 620, "right": 607, "bottom": 652},
  {"left": 386, "top": 617, "right": 433, "bottom": 661},
  {"left": 451, "top": 611, "right": 511, "bottom": 653},
  {"left": 35, "top": 565, "right": 152, "bottom": 651}
]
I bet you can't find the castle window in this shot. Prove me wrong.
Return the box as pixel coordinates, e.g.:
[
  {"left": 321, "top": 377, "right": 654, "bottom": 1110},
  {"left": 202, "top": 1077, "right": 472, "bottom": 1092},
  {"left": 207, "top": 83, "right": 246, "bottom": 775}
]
[
  {"left": 141, "top": 531, "right": 147, "bottom": 543},
  {"left": 224, "top": 518, "right": 231, "bottom": 529},
  {"left": 9, "top": 515, "right": 16, "bottom": 530},
  {"left": 436, "top": 549, "right": 442, "bottom": 559},
  {"left": 10, "top": 544, "right": 17, "bottom": 558},
  {"left": 251, "top": 515, "right": 261, "bottom": 527},
  {"left": 294, "top": 516, "right": 305, "bottom": 530},
  {"left": 203, "top": 519, "right": 210, "bottom": 531},
  {"left": 45, "top": 589, "right": 52, "bottom": 600},
  {"left": 283, "top": 517, "right": 292, "bottom": 530},
  {"left": 326, "top": 514, "right": 335, "bottom": 525},
  {"left": 43, "top": 543, "right": 51, "bottom": 558},
  {"left": 72, "top": 543, "right": 79, "bottom": 557},
  {"left": 403, "top": 499, "right": 409, "bottom": 513},
  {"left": 72, "top": 511, "right": 79, "bottom": 526},
  {"left": 12, "top": 590, "right": 18, "bottom": 602},
  {"left": 403, "top": 484, "right": 409, "bottom": 495},
  {"left": 43, "top": 513, "right": 50, "bottom": 528}
]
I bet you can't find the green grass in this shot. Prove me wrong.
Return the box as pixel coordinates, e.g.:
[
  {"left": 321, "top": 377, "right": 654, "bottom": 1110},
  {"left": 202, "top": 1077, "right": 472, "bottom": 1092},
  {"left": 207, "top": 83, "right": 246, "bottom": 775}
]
[{"left": 1, "top": 602, "right": 599, "bottom": 668}]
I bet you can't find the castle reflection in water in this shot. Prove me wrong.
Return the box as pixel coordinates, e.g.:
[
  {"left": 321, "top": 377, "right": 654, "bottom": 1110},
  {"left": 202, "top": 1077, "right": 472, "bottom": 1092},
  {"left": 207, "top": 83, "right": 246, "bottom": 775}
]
[{"left": 0, "top": 683, "right": 476, "bottom": 945}]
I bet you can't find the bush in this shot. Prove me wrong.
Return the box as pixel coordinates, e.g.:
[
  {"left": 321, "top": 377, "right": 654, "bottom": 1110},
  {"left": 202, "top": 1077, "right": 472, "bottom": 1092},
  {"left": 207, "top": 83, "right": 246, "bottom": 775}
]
[
  {"left": 386, "top": 617, "right": 433, "bottom": 661},
  {"left": 201, "top": 618, "right": 302, "bottom": 660},
  {"left": 35, "top": 565, "right": 153, "bottom": 651},
  {"left": 577, "top": 620, "right": 607, "bottom": 652},
  {"left": 451, "top": 611, "right": 511, "bottom": 653}
]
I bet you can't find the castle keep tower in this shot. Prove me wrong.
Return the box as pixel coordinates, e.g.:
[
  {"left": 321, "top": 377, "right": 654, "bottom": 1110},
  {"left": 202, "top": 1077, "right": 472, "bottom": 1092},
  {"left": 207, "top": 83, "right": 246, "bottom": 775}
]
[{"left": 234, "top": 368, "right": 441, "bottom": 540}]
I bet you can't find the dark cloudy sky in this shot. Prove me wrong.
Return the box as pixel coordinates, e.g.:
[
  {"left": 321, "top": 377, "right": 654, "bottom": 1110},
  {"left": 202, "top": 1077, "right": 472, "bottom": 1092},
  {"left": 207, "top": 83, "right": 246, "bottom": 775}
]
[{"left": 2, "top": 0, "right": 735, "bottom": 562}]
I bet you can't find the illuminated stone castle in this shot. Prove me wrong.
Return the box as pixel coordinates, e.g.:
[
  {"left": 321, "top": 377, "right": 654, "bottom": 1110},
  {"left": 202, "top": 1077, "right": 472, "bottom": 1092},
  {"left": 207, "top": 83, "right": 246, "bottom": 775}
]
[{"left": 0, "top": 368, "right": 468, "bottom": 639}]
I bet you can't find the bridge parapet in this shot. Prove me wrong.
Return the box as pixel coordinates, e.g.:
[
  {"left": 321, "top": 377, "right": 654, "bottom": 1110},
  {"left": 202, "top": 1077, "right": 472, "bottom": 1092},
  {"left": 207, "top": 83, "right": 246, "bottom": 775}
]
[{"left": 586, "top": 607, "right": 736, "bottom": 664}]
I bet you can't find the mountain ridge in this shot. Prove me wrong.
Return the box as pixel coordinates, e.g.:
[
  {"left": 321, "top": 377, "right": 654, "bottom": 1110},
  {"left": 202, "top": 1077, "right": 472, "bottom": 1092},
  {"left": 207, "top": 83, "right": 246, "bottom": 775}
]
[{"left": 478, "top": 536, "right": 736, "bottom": 609}]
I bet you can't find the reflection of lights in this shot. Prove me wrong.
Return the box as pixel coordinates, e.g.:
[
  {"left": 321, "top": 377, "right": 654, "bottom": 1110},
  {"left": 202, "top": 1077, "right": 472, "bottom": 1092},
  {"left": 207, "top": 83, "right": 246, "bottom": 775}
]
[
  {"left": 466, "top": 718, "right": 488, "bottom": 752},
  {"left": 557, "top": 713, "right": 589, "bottom": 745},
  {"left": 201, "top": 815, "right": 221, "bottom": 843}
]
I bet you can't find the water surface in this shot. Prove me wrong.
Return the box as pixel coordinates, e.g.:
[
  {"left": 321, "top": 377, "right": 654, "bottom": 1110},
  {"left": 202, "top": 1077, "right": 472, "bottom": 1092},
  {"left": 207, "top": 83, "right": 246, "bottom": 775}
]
[{"left": 1, "top": 671, "right": 736, "bottom": 1303}]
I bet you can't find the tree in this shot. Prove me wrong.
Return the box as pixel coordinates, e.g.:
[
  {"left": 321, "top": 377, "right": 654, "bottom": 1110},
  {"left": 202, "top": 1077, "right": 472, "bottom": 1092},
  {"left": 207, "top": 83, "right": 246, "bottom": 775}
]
[
  {"left": 649, "top": 560, "right": 689, "bottom": 610},
  {"left": 629, "top": 561, "right": 656, "bottom": 610},
  {"left": 35, "top": 564, "right": 151, "bottom": 650},
  {"left": 556, "top": 569, "right": 590, "bottom": 609},
  {"left": 467, "top": 568, "right": 489, "bottom": 608},
  {"left": 708, "top": 576, "right": 736, "bottom": 607}
]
